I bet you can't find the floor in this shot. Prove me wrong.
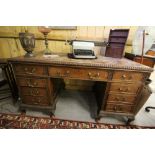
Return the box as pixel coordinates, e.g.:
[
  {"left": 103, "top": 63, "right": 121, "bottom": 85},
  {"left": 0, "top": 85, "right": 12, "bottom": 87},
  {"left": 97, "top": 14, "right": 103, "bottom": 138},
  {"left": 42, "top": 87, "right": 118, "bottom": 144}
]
[{"left": 0, "top": 69, "right": 155, "bottom": 127}]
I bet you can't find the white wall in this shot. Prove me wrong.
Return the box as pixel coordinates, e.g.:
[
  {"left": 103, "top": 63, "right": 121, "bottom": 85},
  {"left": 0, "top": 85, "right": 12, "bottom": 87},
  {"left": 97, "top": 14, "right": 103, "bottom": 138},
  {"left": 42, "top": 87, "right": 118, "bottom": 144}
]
[{"left": 132, "top": 26, "right": 155, "bottom": 55}]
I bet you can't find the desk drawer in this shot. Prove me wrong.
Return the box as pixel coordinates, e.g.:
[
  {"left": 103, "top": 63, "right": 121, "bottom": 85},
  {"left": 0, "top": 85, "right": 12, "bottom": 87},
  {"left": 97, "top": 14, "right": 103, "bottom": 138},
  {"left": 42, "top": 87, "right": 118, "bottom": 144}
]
[
  {"left": 105, "top": 104, "right": 134, "bottom": 113},
  {"left": 17, "top": 78, "right": 47, "bottom": 88},
  {"left": 112, "top": 71, "right": 143, "bottom": 81},
  {"left": 109, "top": 83, "right": 140, "bottom": 94},
  {"left": 22, "top": 96, "right": 49, "bottom": 106},
  {"left": 14, "top": 64, "right": 46, "bottom": 76},
  {"left": 107, "top": 94, "right": 136, "bottom": 103},
  {"left": 20, "top": 87, "right": 47, "bottom": 96},
  {"left": 48, "top": 67, "right": 108, "bottom": 81}
]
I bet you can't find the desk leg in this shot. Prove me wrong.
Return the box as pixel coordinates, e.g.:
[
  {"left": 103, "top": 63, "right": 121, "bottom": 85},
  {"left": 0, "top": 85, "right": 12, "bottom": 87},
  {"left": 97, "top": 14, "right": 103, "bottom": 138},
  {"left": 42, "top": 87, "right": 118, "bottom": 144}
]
[
  {"left": 126, "top": 116, "right": 135, "bottom": 125},
  {"left": 95, "top": 116, "right": 101, "bottom": 123},
  {"left": 50, "top": 112, "right": 55, "bottom": 118},
  {"left": 20, "top": 109, "right": 26, "bottom": 116},
  {"left": 7, "top": 63, "right": 18, "bottom": 100},
  {"left": 2, "top": 64, "right": 18, "bottom": 101}
]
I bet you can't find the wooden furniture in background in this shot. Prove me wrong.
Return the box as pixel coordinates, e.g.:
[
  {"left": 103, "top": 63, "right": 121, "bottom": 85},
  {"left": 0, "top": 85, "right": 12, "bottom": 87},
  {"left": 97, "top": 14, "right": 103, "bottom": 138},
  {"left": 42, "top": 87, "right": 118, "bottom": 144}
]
[
  {"left": 146, "top": 43, "right": 155, "bottom": 56},
  {"left": 133, "top": 56, "right": 155, "bottom": 68},
  {"left": 105, "top": 29, "right": 129, "bottom": 58},
  {"left": 9, "top": 53, "right": 153, "bottom": 124},
  {"left": 125, "top": 52, "right": 155, "bottom": 68},
  {"left": 0, "top": 59, "right": 18, "bottom": 101},
  {"left": 146, "top": 50, "right": 155, "bottom": 56}
]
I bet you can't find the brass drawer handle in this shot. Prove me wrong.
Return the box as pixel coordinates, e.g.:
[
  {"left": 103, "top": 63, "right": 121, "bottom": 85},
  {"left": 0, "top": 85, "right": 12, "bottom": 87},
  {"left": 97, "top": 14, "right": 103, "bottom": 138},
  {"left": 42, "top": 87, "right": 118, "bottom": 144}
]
[
  {"left": 34, "top": 90, "right": 39, "bottom": 95},
  {"left": 115, "top": 97, "right": 126, "bottom": 101},
  {"left": 36, "top": 90, "right": 39, "bottom": 94},
  {"left": 27, "top": 80, "right": 38, "bottom": 87},
  {"left": 57, "top": 71, "right": 61, "bottom": 76},
  {"left": 88, "top": 72, "right": 100, "bottom": 79},
  {"left": 27, "top": 80, "right": 31, "bottom": 87},
  {"left": 121, "top": 74, "right": 126, "bottom": 79},
  {"left": 118, "top": 87, "right": 123, "bottom": 91},
  {"left": 37, "top": 99, "right": 41, "bottom": 103},
  {"left": 32, "top": 98, "right": 41, "bottom": 104},
  {"left": 96, "top": 73, "right": 100, "bottom": 77},
  {"left": 113, "top": 105, "right": 122, "bottom": 111},
  {"left": 88, "top": 72, "right": 95, "bottom": 79},
  {"left": 33, "top": 100, "right": 41, "bottom": 105},
  {"left": 115, "top": 97, "right": 120, "bottom": 101},
  {"left": 29, "top": 90, "right": 39, "bottom": 95},
  {"left": 125, "top": 88, "right": 129, "bottom": 92},
  {"left": 65, "top": 70, "right": 70, "bottom": 77},
  {"left": 24, "top": 67, "right": 36, "bottom": 74},
  {"left": 33, "top": 82, "right": 38, "bottom": 86},
  {"left": 88, "top": 72, "right": 92, "bottom": 79},
  {"left": 119, "top": 107, "right": 122, "bottom": 111},
  {"left": 66, "top": 70, "right": 70, "bottom": 74},
  {"left": 24, "top": 67, "right": 28, "bottom": 71},
  {"left": 118, "top": 87, "right": 129, "bottom": 92},
  {"left": 56, "top": 71, "right": 70, "bottom": 77},
  {"left": 121, "top": 74, "right": 133, "bottom": 80},
  {"left": 113, "top": 106, "right": 117, "bottom": 111}
]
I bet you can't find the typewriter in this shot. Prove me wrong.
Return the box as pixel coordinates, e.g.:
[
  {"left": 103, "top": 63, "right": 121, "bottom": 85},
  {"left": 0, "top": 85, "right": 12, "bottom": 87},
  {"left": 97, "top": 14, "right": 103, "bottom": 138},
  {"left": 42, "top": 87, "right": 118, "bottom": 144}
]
[{"left": 72, "top": 41, "right": 96, "bottom": 59}]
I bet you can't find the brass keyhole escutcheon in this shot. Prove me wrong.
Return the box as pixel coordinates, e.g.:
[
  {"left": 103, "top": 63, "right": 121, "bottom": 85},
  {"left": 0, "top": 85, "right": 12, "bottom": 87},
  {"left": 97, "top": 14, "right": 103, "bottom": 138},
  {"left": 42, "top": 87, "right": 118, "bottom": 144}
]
[
  {"left": 24, "top": 67, "right": 28, "bottom": 71},
  {"left": 122, "top": 74, "right": 126, "bottom": 79},
  {"left": 118, "top": 87, "right": 123, "bottom": 91},
  {"left": 115, "top": 97, "right": 119, "bottom": 101},
  {"left": 113, "top": 106, "right": 117, "bottom": 111}
]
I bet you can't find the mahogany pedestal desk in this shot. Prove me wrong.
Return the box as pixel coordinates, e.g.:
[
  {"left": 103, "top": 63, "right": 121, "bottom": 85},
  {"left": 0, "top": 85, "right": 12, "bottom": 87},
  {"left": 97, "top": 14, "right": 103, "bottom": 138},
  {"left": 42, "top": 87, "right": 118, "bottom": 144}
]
[{"left": 9, "top": 53, "right": 153, "bottom": 124}]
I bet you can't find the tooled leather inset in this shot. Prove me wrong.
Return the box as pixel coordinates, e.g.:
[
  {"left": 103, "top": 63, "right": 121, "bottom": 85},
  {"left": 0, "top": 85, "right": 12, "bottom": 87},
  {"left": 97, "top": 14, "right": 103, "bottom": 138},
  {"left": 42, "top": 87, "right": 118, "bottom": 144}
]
[{"left": 10, "top": 54, "right": 154, "bottom": 72}]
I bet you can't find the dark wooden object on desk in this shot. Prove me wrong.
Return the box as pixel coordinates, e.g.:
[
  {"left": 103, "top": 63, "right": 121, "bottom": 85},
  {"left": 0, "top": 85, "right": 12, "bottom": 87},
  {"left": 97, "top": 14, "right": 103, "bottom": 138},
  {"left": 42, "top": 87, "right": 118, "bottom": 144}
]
[
  {"left": 146, "top": 43, "right": 155, "bottom": 56},
  {"left": 9, "top": 53, "right": 153, "bottom": 124},
  {"left": 125, "top": 52, "right": 155, "bottom": 68},
  {"left": 105, "top": 29, "right": 129, "bottom": 58},
  {"left": 134, "top": 56, "right": 155, "bottom": 68}
]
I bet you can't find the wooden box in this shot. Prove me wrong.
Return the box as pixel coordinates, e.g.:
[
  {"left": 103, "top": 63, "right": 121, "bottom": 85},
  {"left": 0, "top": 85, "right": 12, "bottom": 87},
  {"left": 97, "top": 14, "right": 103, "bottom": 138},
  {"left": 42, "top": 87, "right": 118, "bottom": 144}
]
[{"left": 105, "top": 29, "right": 129, "bottom": 58}]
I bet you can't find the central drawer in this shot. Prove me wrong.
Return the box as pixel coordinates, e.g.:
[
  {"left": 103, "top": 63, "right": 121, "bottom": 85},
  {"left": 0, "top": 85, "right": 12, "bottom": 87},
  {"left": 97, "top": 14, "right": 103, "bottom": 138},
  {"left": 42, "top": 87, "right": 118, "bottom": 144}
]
[
  {"left": 17, "top": 78, "right": 47, "bottom": 88},
  {"left": 48, "top": 66, "right": 108, "bottom": 81}
]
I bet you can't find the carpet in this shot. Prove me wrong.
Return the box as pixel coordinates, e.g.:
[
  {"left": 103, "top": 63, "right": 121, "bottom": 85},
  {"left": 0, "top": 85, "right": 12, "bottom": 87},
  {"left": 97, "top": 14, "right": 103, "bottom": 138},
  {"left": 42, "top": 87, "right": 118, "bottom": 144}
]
[{"left": 0, "top": 113, "right": 154, "bottom": 129}]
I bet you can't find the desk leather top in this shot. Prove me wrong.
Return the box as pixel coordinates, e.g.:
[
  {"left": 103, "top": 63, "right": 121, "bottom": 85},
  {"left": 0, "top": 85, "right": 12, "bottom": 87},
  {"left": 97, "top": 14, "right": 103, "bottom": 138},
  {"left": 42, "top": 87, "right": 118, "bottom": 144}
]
[{"left": 9, "top": 52, "right": 154, "bottom": 72}]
